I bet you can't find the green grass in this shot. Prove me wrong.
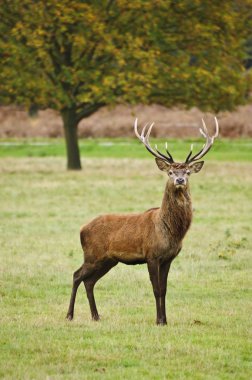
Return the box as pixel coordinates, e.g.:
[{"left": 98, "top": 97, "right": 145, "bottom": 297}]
[
  {"left": 1, "top": 137, "right": 252, "bottom": 161},
  {"left": 0, "top": 149, "right": 251, "bottom": 379}
]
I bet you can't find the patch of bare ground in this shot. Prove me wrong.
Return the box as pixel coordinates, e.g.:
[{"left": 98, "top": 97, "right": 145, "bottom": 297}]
[{"left": 0, "top": 103, "right": 252, "bottom": 138}]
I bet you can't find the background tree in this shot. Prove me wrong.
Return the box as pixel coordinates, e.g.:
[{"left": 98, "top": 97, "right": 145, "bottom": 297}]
[
  {"left": 151, "top": 0, "right": 252, "bottom": 111},
  {"left": 0, "top": 0, "right": 251, "bottom": 169}
]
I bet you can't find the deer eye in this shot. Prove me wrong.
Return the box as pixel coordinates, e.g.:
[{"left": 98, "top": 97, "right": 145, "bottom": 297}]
[
  {"left": 186, "top": 170, "right": 191, "bottom": 175},
  {"left": 169, "top": 170, "right": 173, "bottom": 175}
]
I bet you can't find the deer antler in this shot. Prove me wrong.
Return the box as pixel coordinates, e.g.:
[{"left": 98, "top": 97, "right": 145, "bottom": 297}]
[
  {"left": 185, "top": 117, "right": 219, "bottom": 163},
  {"left": 134, "top": 119, "right": 174, "bottom": 163}
]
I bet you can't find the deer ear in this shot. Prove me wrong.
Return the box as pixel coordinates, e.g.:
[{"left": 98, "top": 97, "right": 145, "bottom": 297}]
[
  {"left": 189, "top": 161, "right": 204, "bottom": 173},
  {"left": 155, "top": 158, "right": 171, "bottom": 172}
]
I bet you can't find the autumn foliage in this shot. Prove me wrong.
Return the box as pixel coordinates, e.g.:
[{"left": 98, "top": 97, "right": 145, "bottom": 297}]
[{"left": 0, "top": 0, "right": 251, "bottom": 169}]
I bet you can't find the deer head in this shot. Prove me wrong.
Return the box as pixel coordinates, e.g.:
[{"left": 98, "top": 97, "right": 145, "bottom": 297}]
[{"left": 134, "top": 117, "right": 219, "bottom": 188}]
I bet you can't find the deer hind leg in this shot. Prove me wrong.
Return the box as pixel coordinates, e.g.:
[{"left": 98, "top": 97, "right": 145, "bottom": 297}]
[
  {"left": 66, "top": 263, "right": 95, "bottom": 320},
  {"left": 147, "top": 259, "right": 172, "bottom": 325},
  {"left": 84, "top": 259, "right": 117, "bottom": 321}
]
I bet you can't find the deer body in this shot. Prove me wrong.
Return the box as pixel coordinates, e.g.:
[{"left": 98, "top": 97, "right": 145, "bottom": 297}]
[
  {"left": 66, "top": 118, "right": 218, "bottom": 325},
  {"left": 80, "top": 181, "right": 192, "bottom": 266}
]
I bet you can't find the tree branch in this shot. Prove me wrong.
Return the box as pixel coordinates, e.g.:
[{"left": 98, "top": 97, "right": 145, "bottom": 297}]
[{"left": 76, "top": 102, "right": 106, "bottom": 123}]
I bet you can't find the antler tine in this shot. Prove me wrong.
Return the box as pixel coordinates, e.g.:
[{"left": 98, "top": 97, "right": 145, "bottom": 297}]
[
  {"left": 134, "top": 118, "right": 174, "bottom": 163},
  {"left": 134, "top": 118, "right": 142, "bottom": 140},
  {"left": 145, "top": 122, "right": 154, "bottom": 140},
  {"left": 185, "top": 117, "right": 219, "bottom": 163},
  {"left": 155, "top": 143, "right": 173, "bottom": 162},
  {"left": 165, "top": 142, "right": 174, "bottom": 162},
  {"left": 200, "top": 118, "right": 208, "bottom": 137},
  {"left": 134, "top": 119, "right": 153, "bottom": 143},
  {"left": 185, "top": 143, "right": 194, "bottom": 163},
  {"left": 213, "top": 116, "right": 219, "bottom": 138}
]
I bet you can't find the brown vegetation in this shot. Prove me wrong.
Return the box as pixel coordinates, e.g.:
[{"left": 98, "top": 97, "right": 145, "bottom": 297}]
[{"left": 0, "top": 104, "right": 252, "bottom": 139}]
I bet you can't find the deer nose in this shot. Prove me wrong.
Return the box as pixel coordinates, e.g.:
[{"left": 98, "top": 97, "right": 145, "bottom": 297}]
[{"left": 176, "top": 178, "right": 185, "bottom": 185}]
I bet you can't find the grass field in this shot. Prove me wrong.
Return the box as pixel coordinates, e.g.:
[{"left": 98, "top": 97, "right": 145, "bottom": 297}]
[
  {"left": 0, "top": 139, "right": 251, "bottom": 379},
  {"left": 0, "top": 137, "right": 252, "bottom": 161}
]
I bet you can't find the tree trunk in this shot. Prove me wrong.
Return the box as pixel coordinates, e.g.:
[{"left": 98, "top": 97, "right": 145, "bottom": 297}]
[{"left": 61, "top": 108, "right": 82, "bottom": 170}]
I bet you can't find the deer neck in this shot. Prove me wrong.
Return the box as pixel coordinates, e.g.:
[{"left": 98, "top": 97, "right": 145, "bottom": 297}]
[{"left": 159, "top": 180, "right": 193, "bottom": 241}]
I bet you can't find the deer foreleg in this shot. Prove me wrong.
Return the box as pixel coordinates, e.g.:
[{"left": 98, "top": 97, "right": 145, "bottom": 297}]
[
  {"left": 84, "top": 281, "right": 99, "bottom": 320},
  {"left": 147, "top": 259, "right": 172, "bottom": 325}
]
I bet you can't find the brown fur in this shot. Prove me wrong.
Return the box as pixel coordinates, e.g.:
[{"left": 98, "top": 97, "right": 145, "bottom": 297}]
[
  {"left": 66, "top": 161, "right": 195, "bottom": 325},
  {"left": 80, "top": 182, "right": 192, "bottom": 265}
]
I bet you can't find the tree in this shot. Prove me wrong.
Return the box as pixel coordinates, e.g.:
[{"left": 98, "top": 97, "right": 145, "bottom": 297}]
[
  {"left": 150, "top": 1, "right": 252, "bottom": 111},
  {"left": 0, "top": 0, "right": 251, "bottom": 169}
]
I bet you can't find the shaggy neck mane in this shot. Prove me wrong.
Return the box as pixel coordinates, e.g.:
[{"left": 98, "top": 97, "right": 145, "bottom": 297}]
[{"left": 159, "top": 180, "right": 193, "bottom": 241}]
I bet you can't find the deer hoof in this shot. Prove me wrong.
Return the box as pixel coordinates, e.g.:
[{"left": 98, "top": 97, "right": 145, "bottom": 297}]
[
  {"left": 92, "top": 315, "right": 100, "bottom": 321},
  {"left": 156, "top": 320, "right": 167, "bottom": 326},
  {"left": 66, "top": 313, "right": 73, "bottom": 321}
]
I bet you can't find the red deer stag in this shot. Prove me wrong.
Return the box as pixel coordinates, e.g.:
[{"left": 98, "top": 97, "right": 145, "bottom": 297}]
[{"left": 66, "top": 118, "right": 219, "bottom": 325}]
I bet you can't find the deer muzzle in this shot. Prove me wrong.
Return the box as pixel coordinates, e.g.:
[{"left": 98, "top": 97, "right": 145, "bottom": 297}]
[{"left": 175, "top": 177, "right": 186, "bottom": 186}]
